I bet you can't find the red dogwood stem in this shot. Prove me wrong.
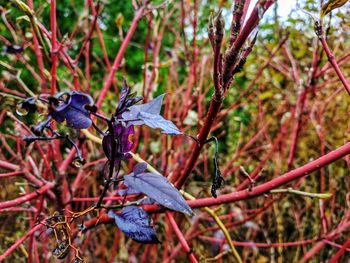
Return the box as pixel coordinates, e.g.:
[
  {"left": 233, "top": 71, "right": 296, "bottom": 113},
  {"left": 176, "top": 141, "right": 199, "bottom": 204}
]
[
  {"left": 50, "top": 0, "right": 57, "bottom": 96},
  {"left": 0, "top": 183, "right": 54, "bottom": 210},
  {"left": 0, "top": 223, "right": 44, "bottom": 261},
  {"left": 319, "top": 37, "right": 350, "bottom": 95},
  {"left": 299, "top": 220, "right": 350, "bottom": 262},
  {"left": 174, "top": 0, "right": 276, "bottom": 188},
  {"left": 96, "top": 7, "right": 144, "bottom": 109},
  {"left": 73, "top": 194, "right": 138, "bottom": 202},
  {"left": 0, "top": 160, "right": 18, "bottom": 171},
  {"left": 186, "top": 141, "right": 350, "bottom": 208},
  {"left": 166, "top": 212, "right": 198, "bottom": 263},
  {"left": 0, "top": 171, "right": 23, "bottom": 178},
  {"left": 328, "top": 238, "right": 350, "bottom": 263},
  {"left": 82, "top": 141, "right": 350, "bottom": 230}
]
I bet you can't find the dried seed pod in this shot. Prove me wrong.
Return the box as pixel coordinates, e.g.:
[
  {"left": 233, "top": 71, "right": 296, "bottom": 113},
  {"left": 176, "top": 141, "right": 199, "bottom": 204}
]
[{"left": 52, "top": 241, "right": 69, "bottom": 259}]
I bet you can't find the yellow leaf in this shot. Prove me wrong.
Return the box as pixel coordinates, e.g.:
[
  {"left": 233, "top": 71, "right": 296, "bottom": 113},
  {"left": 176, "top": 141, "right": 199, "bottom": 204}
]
[
  {"left": 115, "top": 13, "right": 124, "bottom": 28},
  {"left": 321, "top": 0, "right": 349, "bottom": 18}
]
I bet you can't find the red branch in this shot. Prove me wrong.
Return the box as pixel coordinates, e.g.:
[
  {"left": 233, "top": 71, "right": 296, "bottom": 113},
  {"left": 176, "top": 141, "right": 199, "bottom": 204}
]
[
  {"left": 0, "top": 183, "right": 54, "bottom": 210},
  {"left": 82, "top": 141, "right": 350, "bottom": 230},
  {"left": 0, "top": 160, "right": 18, "bottom": 171},
  {"left": 174, "top": 0, "right": 276, "bottom": 188},
  {"left": 318, "top": 28, "right": 350, "bottom": 95},
  {"left": 0, "top": 223, "right": 44, "bottom": 261},
  {"left": 50, "top": 0, "right": 57, "bottom": 95},
  {"left": 166, "top": 212, "right": 198, "bottom": 263},
  {"left": 328, "top": 238, "right": 350, "bottom": 263},
  {"left": 299, "top": 220, "right": 350, "bottom": 262},
  {"left": 186, "top": 141, "right": 350, "bottom": 208},
  {"left": 96, "top": 7, "right": 145, "bottom": 109},
  {"left": 27, "top": 0, "right": 47, "bottom": 92},
  {"left": 0, "top": 171, "right": 23, "bottom": 178}
]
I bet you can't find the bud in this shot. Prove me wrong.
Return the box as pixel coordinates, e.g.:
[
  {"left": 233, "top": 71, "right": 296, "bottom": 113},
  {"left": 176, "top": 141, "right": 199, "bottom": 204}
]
[
  {"left": 208, "top": 12, "right": 215, "bottom": 48},
  {"left": 214, "top": 10, "right": 225, "bottom": 39}
]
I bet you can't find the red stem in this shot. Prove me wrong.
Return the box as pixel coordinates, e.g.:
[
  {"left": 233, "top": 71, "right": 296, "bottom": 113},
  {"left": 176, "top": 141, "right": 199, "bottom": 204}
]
[
  {"left": 174, "top": 97, "right": 223, "bottom": 188},
  {"left": 234, "top": 0, "right": 274, "bottom": 56},
  {"left": 200, "top": 236, "right": 316, "bottom": 247},
  {"left": 185, "top": 141, "right": 350, "bottom": 208},
  {"left": 316, "top": 51, "right": 350, "bottom": 78},
  {"left": 50, "top": 0, "right": 57, "bottom": 95},
  {"left": 82, "top": 141, "right": 350, "bottom": 232},
  {"left": 166, "top": 212, "right": 198, "bottom": 263},
  {"left": 286, "top": 88, "right": 308, "bottom": 169},
  {"left": 0, "top": 223, "right": 45, "bottom": 261},
  {"left": 0, "top": 171, "right": 23, "bottom": 178},
  {"left": 74, "top": 2, "right": 98, "bottom": 64},
  {"left": 73, "top": 194, "right": 138, "bottom": 202},
  {"left": 174, "top": 1, "right": 276, "bottom": 188},
  {"left": 318, "top": 36, "right": 350, "bottom": 95},
  {"left": 328, "top": 238, "right": 350, "bottom": 263},
  {"left": 96, "top": 7, "right": 144, "bottom": 109},
  {"left": 28, "top": 0, "right": 47, "bottom": 92},
  {"left": 240, "top": 0, "right": 251, "bottom": 26},
  {"left": 0, "top": 183, "right": 54, "bottom": 210},
  {"left": 0, "top": 160, "right": 18, "bottom": 171}
]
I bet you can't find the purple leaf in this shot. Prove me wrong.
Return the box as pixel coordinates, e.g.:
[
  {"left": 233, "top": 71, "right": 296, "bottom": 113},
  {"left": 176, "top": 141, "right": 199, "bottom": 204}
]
[
  {"left": 123, "top": 169, "right": 193, "bottom": 216},
  {"left": 133, "top": 162, "right": 148, "bottom": 175},
  {"left": 118, "top": 163, "right": 147, "bottom": 196},
  {"left": 140, "top": 197, "right": 157, "bottom": 205},
  {"left": 121, "top": 94, "right": 182, "bottom": 135},
  {"left": 115, "top": 80, "right": 143, "bottom": 115},
  {"left": 116, "top": 80, "right": 131, "bottom": 112},
  {"left": 139, "top": 112, "right": 182, "bottom": 135},
  {"left": 108, "top": 207, "right": 159, "bottom": 244},
  {"left": 49, "top": 91, "right": 94, "bottom": 129},
  {"left": 124, "top": 94, "right": 164, "bottom": 117},
  {"left": 118, "top": 187, "right": 141, "bottom": 196}
]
